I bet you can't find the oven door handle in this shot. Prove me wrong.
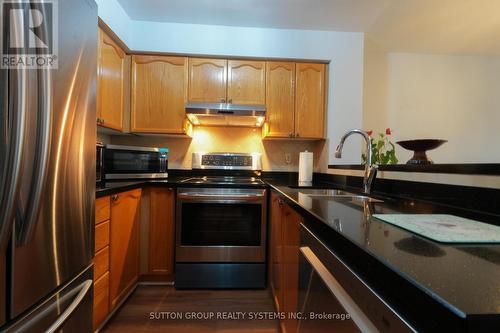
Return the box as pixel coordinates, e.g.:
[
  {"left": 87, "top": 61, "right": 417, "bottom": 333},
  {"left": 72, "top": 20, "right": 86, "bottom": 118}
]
[{"left": 178, "top": 193, "right": 265, "bottom": 200}]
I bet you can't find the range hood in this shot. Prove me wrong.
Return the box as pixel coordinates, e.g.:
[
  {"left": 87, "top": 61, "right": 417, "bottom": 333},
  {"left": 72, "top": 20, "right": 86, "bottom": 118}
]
[{"left": 185, "top": 102, "right": 266, "bottom": 127}]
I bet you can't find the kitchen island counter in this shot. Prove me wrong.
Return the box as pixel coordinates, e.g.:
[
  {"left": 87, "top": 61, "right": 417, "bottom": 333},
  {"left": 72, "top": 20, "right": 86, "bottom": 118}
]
[{"left": 266, "top": 179, "right": 500, "bottom": 332}]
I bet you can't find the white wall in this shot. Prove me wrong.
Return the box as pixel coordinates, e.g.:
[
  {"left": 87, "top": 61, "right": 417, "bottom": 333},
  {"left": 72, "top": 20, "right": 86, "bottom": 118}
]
[
  {"left": 129, "top": 21, "right": 365, "bottom": 166},
  {"left": 95, "top": 1, "right": 367, "bottom": 166},
  {"left": 364, "top": 47, "right": 500, "bottom": 163},
  {"left": 95, "top": 0, "right": 132, "bottom": 45}
]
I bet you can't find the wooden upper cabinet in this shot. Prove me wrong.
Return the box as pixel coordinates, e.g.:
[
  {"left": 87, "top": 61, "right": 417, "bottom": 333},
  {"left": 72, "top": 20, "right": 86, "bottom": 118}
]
[
  {"left": 109, "top": 189, "right": 141, "bottom": 310},
  {"left": 97, "top": 28, "right": 125, "bottom": 131},
  {"left": 295, "top": 63, "right": 326, "bottom": 139},
  {"left": 131, "top": 55, "right": 188, "bottom": 134},
  {"left": 188, "top": 58, "right": 227, "bottom": 102},
  {"left": 265, "top": 62, "right": 295, "bottom": 138},
  {"left": 227, "top": 60, "right": 266, "bottom": 104}
]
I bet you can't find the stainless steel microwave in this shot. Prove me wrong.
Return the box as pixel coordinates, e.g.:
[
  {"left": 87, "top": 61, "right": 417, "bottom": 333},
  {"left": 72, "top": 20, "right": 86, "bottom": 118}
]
[{"left": 104, "top": 144, "right": 168, "bottom": 180}]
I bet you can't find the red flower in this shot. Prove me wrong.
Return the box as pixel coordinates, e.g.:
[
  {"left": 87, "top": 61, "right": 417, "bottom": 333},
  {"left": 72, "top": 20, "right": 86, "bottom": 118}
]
[
  {"left": 385, "top": 128, "right": 392, "bottom": 135},
  {"left": 366, "top": 130, "right": 373, "bottom": 136}
]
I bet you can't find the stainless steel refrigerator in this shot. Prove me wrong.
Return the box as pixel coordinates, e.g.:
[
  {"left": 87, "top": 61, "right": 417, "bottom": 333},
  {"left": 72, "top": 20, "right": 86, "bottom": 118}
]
[{"left": 0, "top": 0, "right": 97, "bottom": 331}]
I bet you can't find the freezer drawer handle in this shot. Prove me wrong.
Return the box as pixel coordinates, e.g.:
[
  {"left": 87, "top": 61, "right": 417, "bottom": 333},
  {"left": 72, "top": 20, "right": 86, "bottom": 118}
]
[
  {"left": 45, "top": 279, "right": 92, "bottom": 333},
  {"left": 299, "top": 246, "right": 379, "bottom": 333}
]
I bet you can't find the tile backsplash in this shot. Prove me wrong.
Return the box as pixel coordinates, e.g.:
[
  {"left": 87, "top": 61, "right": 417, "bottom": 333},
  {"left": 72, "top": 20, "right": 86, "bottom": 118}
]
[{"left": 107, "top": 127, "right": 328, "bottom": 172}]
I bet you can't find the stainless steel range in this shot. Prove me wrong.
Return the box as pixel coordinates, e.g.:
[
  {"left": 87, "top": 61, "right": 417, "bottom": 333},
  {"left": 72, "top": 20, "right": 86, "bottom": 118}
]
[{"left": 175, "top": 153, "right": 267, "bottom": 289}]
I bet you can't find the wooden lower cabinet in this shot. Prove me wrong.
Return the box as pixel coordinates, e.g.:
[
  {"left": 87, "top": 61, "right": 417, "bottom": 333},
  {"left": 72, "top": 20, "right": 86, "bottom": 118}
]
[
  {"left": 93, "top": 187, "right": 177, "bottom": 328},
  {"left": 93, "top": 196, "right": 111, "bottom": 330},
  {"left": 148, "top": 187, "right": 175, "bottom": 276},
  {"left": 269, "top": 192, "right": 284, "bottom": 311},
  {"left": 269, "top": 192, "right": 302, "bottom": 333},
  {"left": 94, "top": 220, "right": 109, "bottom": 253},
  {"left": 95, "top": 196, "right": 111, "bottom": 224},
  {"left": 282, "top": 205, "right": 302, "bottom": 333},
  {"left": 93, "top": 272, "right": 109, "bottom": 330},
  {"left": 94, "top": 246, "right": 110, "bottom": 279},
  {"left": 109, "top": 188, "right": 142, "bottom": 310}
]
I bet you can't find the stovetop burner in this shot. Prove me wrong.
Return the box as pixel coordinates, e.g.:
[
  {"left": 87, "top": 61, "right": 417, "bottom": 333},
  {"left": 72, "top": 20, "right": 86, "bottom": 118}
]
[{"left": 181, "top": 176, "right": 265, "bottom": 185}]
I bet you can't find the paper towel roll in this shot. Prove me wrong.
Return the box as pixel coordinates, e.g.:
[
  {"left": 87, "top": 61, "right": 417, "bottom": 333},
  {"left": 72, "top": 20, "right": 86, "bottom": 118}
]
[{"left": 299, "top": 151, "right": 313, "bottom": 185}]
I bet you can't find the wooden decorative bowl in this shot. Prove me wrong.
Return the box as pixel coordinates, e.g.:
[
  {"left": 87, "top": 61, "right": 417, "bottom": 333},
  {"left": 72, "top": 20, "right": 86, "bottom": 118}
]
[{"left": 396, "top": 139, "right": 447, "bottom": 165}]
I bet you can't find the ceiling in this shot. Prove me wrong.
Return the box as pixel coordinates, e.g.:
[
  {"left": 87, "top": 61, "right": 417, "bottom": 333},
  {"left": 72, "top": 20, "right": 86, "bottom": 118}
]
[
  {"left": 117, "top": 0, "right": 500, "bottom": 54},
  {"left": 117, "top": 0, "right": 392, "bottom": 31}
]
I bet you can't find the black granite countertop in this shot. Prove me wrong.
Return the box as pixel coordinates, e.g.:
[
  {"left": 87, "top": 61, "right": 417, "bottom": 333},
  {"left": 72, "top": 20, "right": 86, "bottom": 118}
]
[
  {"left": 95, "top": 173, "right": 500, "bottom": 331},
  {"left": 96, "top": 178, "right": 185, "bottom": 197},
  {"left": 96, "top": 174, "right": 268, "bottom": 198},
  {"left": 328, "top": 163, "right": 500, "bottom": 175},
  {"left": 265, "top": 179, "right": 500, "bottom": 332}
]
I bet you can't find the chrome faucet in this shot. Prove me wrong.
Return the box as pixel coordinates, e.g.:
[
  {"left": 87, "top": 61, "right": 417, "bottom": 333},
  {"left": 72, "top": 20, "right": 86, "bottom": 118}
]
[{"left": 335, "top": 129, "right": 377, "bottom": 194}]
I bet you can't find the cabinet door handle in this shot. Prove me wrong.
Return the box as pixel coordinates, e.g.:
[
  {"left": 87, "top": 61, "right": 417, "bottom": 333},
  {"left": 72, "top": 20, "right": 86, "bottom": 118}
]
[
  {"left": 289, "top": 133, "right": 293, "bottom": 138},
  {"left": 220, "top": 98, "right": 226, "bottom": 103},
  {"left": 228, "top": 98, "right": 233, "bottom": 103},
  {"left": 296, "top": 133, "right": 300, "bottom": 138},
  {"left": 111, "top": 194, "right": 118, "bottom": 202}
]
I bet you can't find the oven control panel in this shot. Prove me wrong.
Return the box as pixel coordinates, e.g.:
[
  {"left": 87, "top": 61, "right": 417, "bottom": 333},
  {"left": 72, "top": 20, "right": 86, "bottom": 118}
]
[
  {"left": 192, "top": 153, "right": 262, "bottom": 170},
  {"left": 201, "top": 155, "right": 252, "bottom": 167}
]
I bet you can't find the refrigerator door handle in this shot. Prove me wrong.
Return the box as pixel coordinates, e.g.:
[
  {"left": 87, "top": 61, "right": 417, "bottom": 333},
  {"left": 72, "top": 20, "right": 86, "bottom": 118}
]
[
  {"left": 0, "top": 64, "right": 28, "bottom": 249},
  {"left": 45, "top": 279, "right": 92, "bottom": 333},
  {"left": 16, "top": 2, "right": 53, "bottom": 245},
  {"left": 17, "top": 64, "right": 52, "bottom": 245}
]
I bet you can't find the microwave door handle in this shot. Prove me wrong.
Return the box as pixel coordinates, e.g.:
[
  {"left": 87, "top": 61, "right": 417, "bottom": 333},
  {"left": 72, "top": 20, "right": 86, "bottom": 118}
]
[
  {"left": 299, "top": 246, "right": 379, "bottom": 333},
  {"left": 17, "top": 29, "right": 52, "bottom": 246},
  {"left": 0, "top": 57, "right": 28, "bottom": 250},
  {"left": 98, "top": 146, "right": 104, "bottom": 179},
  {"left": 163, "top": 156, "right": 167, "bottom": 172}
]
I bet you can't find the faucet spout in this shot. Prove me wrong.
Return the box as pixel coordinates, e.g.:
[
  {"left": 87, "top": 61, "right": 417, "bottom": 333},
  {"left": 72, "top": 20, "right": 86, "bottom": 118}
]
[{"left": 334, "top": 129, "right": 377, "bottom": 194}]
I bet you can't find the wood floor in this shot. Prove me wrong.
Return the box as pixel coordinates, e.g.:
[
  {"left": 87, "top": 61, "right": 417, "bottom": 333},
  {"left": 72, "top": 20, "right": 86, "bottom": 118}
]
[{"left": 101, "top": 285, "right": 280, "bottom": 333}]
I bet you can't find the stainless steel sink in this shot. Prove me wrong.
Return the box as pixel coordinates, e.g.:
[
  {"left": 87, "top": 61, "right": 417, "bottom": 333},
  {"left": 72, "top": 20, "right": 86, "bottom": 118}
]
[
  {"left": 298, "top": 189, "right": 383, "bottom": 203},
  {"left": 298, "top": 189, "right": 352, "bottom": 196}
]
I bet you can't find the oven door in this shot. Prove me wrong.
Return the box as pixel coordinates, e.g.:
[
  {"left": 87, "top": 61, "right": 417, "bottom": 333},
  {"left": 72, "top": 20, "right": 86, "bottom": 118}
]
[
  {"left": 176, "top": 188, "right": 267, "bottom": 263},
  {"left": 104, "top": 144, "right": 167, "bottom": 179}
]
